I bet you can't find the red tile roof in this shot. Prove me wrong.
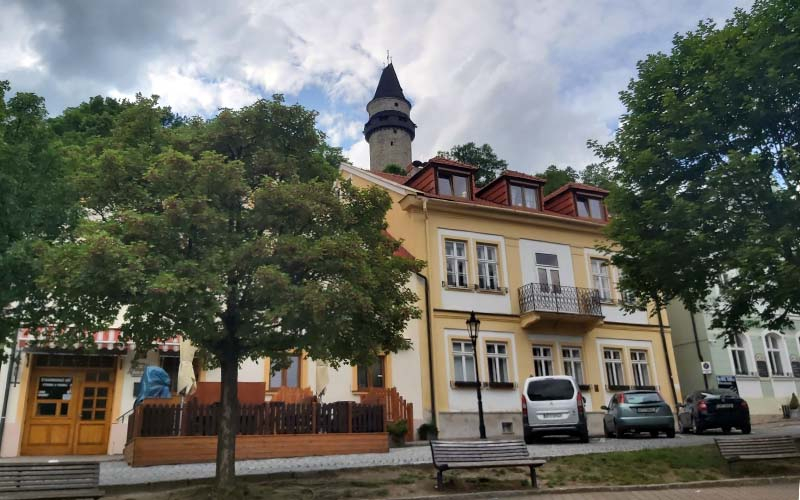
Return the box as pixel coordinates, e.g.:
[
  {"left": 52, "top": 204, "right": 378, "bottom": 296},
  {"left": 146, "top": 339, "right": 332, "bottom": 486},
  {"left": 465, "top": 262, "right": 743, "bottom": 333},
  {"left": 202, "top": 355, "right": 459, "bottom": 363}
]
[
  {"left": 373, "top": 172, "right": 410, "bottom": 184},
  {"left": 543, "top": 182, "right": 610, "bottom": 202},
  {"left": 383, "top": 230, "right": 416, "bottom": 259},
  {"left": 475, "top": 169, "right": 546, "bottom": 196},
  {"left": 426, "top": 156, "right": 479, "bottom": 170}
]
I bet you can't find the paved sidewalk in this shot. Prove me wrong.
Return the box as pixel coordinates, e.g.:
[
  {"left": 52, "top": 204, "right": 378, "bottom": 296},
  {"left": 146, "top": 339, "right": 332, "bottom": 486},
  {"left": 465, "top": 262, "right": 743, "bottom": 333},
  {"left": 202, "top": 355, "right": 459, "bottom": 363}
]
[
  {"left": 99, "top": 422, "right": 800, "bottom": 486},
  {"left": 515, "top": 482, "right": 797, "bottom": 499}
]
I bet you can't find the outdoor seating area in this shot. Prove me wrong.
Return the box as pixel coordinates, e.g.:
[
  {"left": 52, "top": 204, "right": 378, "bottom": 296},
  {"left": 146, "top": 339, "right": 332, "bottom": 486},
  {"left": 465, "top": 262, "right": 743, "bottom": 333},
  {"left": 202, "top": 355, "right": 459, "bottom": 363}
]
[{"left": 124, "top": 400, "right": 388, "bottom": 466}]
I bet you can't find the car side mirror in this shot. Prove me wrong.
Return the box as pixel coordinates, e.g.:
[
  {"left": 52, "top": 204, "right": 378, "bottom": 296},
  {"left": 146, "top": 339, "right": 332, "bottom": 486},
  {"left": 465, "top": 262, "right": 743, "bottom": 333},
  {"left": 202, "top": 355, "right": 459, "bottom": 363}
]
[{"left": 600, "top": 405, "right": 608, "bottom": 411}]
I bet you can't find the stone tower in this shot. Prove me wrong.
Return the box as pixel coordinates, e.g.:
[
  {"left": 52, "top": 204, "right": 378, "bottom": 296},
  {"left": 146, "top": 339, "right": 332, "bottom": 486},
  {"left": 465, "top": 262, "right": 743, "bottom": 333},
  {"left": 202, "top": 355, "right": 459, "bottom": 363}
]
[{"left": 364, "top": 63, "right": 416, "bottom": 172}]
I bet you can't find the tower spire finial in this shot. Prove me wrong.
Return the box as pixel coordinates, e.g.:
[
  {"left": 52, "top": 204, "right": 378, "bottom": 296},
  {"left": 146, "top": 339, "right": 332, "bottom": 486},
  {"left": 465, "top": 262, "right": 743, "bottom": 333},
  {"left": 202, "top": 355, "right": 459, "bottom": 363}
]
[{"left": 386, "top": 50, "right": 391, "bottom": 67}]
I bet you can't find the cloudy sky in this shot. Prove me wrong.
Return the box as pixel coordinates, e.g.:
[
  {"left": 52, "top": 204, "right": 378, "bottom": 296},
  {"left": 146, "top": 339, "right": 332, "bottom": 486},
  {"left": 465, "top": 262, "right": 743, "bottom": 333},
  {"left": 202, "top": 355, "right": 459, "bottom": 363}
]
[{"left": 2, "top": 0, "right": 750, "bottom": 173}]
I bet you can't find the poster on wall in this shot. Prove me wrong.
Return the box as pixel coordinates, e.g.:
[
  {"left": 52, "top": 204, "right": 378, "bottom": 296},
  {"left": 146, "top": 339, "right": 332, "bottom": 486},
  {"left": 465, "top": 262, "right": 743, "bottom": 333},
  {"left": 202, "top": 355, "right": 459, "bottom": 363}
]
[
  {"left": 716, "top": 375, "right": 738, "bottom": 394},
  {"left": 37, "top": 377, "right": 73, "bottom": 400}
]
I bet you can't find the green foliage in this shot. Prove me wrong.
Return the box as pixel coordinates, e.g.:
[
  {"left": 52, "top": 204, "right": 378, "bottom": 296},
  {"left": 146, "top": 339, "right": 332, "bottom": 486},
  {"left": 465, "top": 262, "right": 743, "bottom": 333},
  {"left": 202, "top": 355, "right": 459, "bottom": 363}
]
[
  {"left": 437, "top": 142, "right": 507, "bottom": 187},
  {"left": 580, "top": 162, "right": 618, "bottom": 192},
  {"left": 417, "top": 422, "right": 438, "bottom": 440},
  {"left": 534, "top": 165, "right": 579, "bottom": 195},
  {"left": 0, "top": 81, "right": 79, "bottom": 353},
  {"left": 382, "top": 164, "right": 406, "bottom": 175},
  {"left": 593, "top": 0, "right": 800, "bottom": 334},
  {"left": 790, "top": 393, "right": 799, "bottom": 410},
  {"left": 387, "top": 419, "right": 408, "bottom": 439}
]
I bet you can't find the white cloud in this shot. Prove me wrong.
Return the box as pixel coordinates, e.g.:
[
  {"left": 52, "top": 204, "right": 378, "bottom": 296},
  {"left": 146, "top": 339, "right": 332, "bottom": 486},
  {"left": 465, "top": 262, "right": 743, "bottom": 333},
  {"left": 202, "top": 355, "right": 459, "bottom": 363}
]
[{"left": 2, "top": 0, "right": 752, "bottom": 172}]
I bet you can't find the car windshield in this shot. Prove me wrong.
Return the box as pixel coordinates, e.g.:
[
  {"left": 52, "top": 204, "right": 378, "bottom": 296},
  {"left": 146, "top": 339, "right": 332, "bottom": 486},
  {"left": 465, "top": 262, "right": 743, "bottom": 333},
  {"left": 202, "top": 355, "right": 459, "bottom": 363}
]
[
  {"left": 624, "top": 392, "right": 662, "bottom": 404},
  {"left": 701, "top": 390, "right": 737, "bottom": 400},
  {"left": 527, "top": 379, "right": 574, "bottom": 401}
]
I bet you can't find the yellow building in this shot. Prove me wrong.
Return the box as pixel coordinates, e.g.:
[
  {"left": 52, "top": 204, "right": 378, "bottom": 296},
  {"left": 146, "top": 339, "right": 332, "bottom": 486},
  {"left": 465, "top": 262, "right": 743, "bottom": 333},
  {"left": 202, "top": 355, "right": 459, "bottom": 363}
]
[{"left": 342, "top": 157, "right": 681, "bottom": 438}]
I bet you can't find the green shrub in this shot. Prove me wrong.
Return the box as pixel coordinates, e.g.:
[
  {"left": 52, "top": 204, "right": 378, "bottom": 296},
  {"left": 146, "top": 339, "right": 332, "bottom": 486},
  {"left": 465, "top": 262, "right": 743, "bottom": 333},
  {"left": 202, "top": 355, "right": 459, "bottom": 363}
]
[
  {"left": 417, "top": 422, "right": 438, "bottom": 440},
  {"left": 387, "top": 419, "right": 408, "bottom": 439},
  {"left": 790, "top": 393, "right": 799, "bottom": 410},
  {"left": 382, "top": 163, "right": 406, "bottom": 175}
]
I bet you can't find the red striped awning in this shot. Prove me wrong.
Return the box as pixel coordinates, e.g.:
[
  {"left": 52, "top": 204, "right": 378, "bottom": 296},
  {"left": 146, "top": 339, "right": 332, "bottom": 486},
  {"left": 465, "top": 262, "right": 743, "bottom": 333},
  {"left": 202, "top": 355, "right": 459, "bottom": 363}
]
[{"left": 17, "top": 328, "right": 180, "bottom": 352}]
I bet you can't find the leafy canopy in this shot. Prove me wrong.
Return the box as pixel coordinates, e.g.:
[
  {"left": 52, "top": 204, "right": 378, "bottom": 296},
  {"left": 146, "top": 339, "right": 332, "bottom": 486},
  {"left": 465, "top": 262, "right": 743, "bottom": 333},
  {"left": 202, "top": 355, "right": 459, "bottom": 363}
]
[
  {"left": 594, "top": 0, "right": 800, "bottom": 337},
  {"left": 534, "top": 165, "right": 579, "bottom": 195},
  {"left": 25, "top": 94, "right": 422, "bottom": 370},
  {"left": 437, "top": 142, "right": 508, "bottom": 187},
  {"left": 0, "top": 81, "right": 79, "bottom": 349}
]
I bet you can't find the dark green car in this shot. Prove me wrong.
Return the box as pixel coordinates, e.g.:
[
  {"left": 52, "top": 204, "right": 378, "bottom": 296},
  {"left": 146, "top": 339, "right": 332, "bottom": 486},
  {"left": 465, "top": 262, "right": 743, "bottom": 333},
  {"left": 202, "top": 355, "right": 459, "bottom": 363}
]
[{"left": 602, "top": 390, "right": 675, "bottom": 438}]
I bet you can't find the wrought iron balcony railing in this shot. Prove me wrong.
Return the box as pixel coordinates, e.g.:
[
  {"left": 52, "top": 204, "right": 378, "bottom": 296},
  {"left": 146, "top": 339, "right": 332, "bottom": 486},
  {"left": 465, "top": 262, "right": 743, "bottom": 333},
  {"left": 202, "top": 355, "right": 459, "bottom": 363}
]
[{"left": 518, "top": 283, "right": 603, "bottom": 317}]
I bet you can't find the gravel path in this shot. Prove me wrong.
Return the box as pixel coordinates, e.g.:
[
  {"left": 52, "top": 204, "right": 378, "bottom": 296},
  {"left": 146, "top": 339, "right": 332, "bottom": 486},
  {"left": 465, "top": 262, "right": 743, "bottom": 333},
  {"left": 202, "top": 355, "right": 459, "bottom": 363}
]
[{"left": 100, "top": 422, "right": 800, "bottom": 486}]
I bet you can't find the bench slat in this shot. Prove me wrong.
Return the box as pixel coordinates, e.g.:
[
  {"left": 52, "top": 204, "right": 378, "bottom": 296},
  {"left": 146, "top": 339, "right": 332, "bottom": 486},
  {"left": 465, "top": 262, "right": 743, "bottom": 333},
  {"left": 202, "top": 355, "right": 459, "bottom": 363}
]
[
  {"left": 715, "top": 436, "right": 800, "bottom": 464},
  {"left": 0, "top": 488, "right": 103, "bottom": 500}
]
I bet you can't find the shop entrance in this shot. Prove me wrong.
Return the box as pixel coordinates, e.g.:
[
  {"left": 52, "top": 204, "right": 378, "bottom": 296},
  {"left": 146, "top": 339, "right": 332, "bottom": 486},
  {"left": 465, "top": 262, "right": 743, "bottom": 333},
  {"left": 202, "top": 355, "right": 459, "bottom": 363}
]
[{"left": 21, "top": 354, "right": 117, "bottom": 455}]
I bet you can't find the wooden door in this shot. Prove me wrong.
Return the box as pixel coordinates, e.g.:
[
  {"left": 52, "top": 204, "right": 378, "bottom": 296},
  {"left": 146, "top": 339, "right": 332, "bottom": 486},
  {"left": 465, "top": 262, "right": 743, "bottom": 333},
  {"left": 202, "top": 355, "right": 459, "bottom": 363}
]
[
  {"left": 73, "top": 369, "right": 114, "bottom": 455},
  {"left": 22, "top": 357, "right": 116, "bottom": 456},
  {"left": 21, "top": 370, "right": 77, "bottom": 455}
]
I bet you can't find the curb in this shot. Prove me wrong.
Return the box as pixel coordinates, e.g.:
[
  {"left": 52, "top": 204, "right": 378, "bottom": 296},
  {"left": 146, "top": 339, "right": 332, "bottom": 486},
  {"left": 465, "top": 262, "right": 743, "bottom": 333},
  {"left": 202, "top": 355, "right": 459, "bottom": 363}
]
[{"left": 385, "top": 475, "right": 800, "bottom": 499}]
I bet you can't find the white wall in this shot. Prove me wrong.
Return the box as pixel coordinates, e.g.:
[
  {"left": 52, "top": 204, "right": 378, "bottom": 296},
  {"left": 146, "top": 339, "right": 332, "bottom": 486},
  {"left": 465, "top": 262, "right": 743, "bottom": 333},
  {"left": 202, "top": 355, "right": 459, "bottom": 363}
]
[
  {"left": 519, "top": 239, "right": 575, "bottom": 287},
  {"left": 203, "top": 358, "right": 265, "bottom": 383}
]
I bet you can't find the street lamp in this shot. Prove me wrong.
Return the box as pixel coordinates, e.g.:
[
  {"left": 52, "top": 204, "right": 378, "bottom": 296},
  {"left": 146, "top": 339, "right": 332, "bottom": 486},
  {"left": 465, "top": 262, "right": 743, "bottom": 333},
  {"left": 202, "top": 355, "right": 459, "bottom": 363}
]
[{"left": 466, "top": 311, "right": 486, "bottom": 439}]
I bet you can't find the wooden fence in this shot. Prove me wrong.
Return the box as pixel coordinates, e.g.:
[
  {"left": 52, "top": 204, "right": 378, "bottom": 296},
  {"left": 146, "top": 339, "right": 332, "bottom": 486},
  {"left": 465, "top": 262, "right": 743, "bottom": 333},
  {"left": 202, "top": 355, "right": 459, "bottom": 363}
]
[
  {"left": 127, "top": 400, "right": 384, "bottom": 443},
  {"left": 360, "top": 387, "right": 414, "bottom": 441}
]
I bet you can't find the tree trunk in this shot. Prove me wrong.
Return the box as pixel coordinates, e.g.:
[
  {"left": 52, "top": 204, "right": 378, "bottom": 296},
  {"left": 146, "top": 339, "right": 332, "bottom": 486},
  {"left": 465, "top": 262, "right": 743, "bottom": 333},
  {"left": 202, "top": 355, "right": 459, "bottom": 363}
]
[{"left": 215, "top": 348, "right": 239, "bottom": 492}]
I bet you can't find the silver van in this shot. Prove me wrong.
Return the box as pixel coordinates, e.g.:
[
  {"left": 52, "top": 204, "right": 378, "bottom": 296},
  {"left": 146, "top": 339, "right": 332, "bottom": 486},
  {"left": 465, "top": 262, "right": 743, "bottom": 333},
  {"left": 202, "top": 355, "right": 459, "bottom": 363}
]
[{"left": 522, "top": 375, "right": 589, "bottom": 443}]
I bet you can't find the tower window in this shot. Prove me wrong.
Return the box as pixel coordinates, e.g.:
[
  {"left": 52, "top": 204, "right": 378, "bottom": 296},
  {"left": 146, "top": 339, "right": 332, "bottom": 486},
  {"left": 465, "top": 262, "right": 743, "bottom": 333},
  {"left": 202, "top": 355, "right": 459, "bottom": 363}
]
[
  {"left": 393, "top": 128, "right": 397, "bottom": 134},
  {"left": 394, "top": 102, "right": 399, "bottom": 107},
  {"left": 390, "top": 141, "right": 394, "bottom": 146}
]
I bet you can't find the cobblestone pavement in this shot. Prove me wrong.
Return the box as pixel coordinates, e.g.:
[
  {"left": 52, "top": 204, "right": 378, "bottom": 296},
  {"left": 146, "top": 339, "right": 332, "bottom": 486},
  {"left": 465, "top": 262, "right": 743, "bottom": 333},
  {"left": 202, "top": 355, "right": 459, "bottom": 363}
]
[
  {"left": 100, "top": 422, "right": 800, "bottom": 486},
  {"left": 513, "top": 482, "right": 797, "bottom": 500}
]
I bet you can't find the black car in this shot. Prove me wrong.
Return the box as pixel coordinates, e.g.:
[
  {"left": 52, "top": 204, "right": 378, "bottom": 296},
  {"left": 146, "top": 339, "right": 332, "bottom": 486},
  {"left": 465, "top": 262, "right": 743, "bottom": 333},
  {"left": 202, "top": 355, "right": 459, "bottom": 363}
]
[{"left": 677, "top": 389, "right": 751, "bottom": 434}]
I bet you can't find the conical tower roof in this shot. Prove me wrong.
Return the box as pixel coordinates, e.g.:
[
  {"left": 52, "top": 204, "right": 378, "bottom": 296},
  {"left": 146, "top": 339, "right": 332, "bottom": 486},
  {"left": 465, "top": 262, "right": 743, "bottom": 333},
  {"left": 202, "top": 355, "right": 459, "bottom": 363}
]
[{"left": 372, "top": 63, "right": 409, "bottom": 103}]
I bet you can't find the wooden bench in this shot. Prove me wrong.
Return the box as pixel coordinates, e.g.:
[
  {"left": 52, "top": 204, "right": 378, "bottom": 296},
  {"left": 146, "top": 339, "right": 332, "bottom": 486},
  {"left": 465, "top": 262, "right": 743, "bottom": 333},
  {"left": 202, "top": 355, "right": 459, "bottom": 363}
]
[
  {"left": 715, "top": 435, "right": 800, "bottom": 472},
  {"left": 0, "top": 461, "right": 103, "bottom": 499},
  {"left": 430, "top": 440, "right": 546, "bottom": 489}
]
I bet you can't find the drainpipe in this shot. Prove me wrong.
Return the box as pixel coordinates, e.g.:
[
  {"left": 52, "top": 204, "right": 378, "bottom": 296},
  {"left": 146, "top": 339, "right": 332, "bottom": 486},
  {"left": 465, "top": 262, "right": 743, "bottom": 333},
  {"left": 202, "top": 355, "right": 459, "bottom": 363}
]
[
  {"left": 0, "top": 339, "right": 18, "bottom": 452},
  {"left": 420, "top": 197, "right": 437, "bottom": 426},
  {"left": 655, "top": 298, "right": 679, "bottom": 410},
  {"left": 416, "top": 272, "right": 436, "bottom": 426},
  {"left": 689, "top": 309, "right": 709, "bottom": 390}
]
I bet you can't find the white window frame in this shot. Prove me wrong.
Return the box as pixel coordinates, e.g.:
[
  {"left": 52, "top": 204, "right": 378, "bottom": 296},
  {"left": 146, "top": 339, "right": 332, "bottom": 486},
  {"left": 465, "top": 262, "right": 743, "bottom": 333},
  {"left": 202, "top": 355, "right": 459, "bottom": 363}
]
[
  {"left": 591, "top": 258, "right": 613, "bottom": 302},
  {"left": 532, "top": 345, "right": 553, "bottom": 377},
  {"left": 445, "top": 239, "right": 469, "bottom": 288},
  {"left": 630, "top": 350, "right": 651, "bottom": 387},
  {"left": 486, "top": 342, "right": 509, "bottom": 383},
  {"left": 476, "top": 243, "right": 500, "bottom": 291},
  {"left": 603, "top": 348, "right": 624, "bottom": 387},
  {"left": 562, "top": 347, "right": 584, "bottom": 386},
  {"left": 535, "top": 253, "right": 561, "bottom": 293},
  {"left": 452, "top": 340, "right": 476, "bottom": 383},
  {"left": 765, "top": 333, "right": 788, "bottom": 377},
  {"left": 730, "top": 334, "right": 750, "bottom": 376}
]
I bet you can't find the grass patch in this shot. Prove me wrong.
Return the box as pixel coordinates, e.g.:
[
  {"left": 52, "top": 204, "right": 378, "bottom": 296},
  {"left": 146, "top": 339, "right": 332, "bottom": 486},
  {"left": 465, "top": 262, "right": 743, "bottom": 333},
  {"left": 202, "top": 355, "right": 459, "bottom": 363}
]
[{"left": 104, "top": 445, "right": 800, "bottom": 499}]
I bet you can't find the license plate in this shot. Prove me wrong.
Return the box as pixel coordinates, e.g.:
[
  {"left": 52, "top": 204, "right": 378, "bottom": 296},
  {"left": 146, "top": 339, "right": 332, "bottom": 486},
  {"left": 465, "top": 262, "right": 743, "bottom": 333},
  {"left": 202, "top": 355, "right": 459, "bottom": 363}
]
[
  {"left": 539, "top": 413, "right": 566, "bottom": 420},
  {"left": 637, "top": 408, "right": 657, "bottom": 413},
  {"left": 717, "top": 403, "right": 734, "bottom": 409}
]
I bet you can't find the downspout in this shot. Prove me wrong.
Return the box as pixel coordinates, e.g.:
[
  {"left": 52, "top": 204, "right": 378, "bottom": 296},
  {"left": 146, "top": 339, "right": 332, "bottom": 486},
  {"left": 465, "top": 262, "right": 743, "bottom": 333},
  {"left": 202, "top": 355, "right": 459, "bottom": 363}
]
[
  {"left": 655, "top": 298, "right": 679, "bottom": 410},
  {"left": 0, "top": 339, "right": 18, "bottom": 452},
  {"left": 689, "top": 309, "right": 709, "bottom": 390},
  {"left": 421, "top": 197, "right": 437, "bottom": 425}
]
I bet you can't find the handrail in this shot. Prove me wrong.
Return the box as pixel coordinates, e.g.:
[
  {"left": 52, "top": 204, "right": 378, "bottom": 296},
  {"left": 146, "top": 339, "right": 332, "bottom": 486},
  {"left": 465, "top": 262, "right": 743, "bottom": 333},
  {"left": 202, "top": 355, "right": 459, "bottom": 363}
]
[{"left": 518, "top": 284, "right": 603, "bottom": 317}]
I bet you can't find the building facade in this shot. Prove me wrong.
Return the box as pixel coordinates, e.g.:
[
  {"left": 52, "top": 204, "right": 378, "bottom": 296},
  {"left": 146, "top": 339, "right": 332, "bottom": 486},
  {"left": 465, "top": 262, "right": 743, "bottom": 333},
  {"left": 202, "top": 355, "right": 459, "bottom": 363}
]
[
  {"left": 343, "top": 158, "right": 683, "bottom": 438},
  {"left": 667, "top": 286, "right": 800, "bottom": 421}
]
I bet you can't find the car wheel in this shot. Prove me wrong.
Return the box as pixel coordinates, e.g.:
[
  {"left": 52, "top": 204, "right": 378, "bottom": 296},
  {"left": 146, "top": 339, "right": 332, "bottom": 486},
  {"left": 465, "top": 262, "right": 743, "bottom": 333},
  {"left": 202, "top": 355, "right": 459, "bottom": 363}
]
[
  {"left": 692, "top": 417, "right": 703, "bottom": 435},
  {"left": 679, "top": 418, "right": 689, "bottom": 434},
  {"left": 603, "top": 421, "right": 613, "bottom": 438},
  {"left": 666, "top": 427, "right": 676, "bottom": 438},
  {"left": 579, "top": 426, "right": 590, "bottom": 443},
  {"left": 722, "top": 426, "right": 731, "bottom": 434},
  {"left": 614, "top": 423, "right": 625, "bottom": 439},
  {"left": 649, "top": 430, "right": 659, "bottom": 438},
  {"left": 741, "top": 423, "right": 751, "bottom": 435}
]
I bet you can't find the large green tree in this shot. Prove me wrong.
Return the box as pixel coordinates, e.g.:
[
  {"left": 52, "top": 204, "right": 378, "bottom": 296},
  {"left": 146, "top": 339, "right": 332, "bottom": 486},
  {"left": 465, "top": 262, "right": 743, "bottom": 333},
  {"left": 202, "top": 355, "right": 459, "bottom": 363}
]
[
  {"left": 437, "top": 142, "right": 508, "bottom": 187},
  {"left": 535, "top": 164, "right": 579, "bottom": 195},
  {"left": 25, "top": 95, "right": 421, "bottom": 490},
  {"left": 594, "top": 0, "right": 800, "bottom": 341},
  {"left": 0, "top": 81, "right": 78, "bottom": 352}
]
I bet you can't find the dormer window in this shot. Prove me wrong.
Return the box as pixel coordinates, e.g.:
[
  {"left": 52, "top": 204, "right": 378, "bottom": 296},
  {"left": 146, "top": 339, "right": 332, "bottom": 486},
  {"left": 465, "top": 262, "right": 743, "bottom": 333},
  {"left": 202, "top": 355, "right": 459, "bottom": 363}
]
[
  {"left": 510, "top": 184, "right": 539, "bottom": 210},
  {"left": 576, "top": 195, "right": 604, "bottom": 220},
  {"left": 438, "top": 172, "right": 470, "bottom": 198}
]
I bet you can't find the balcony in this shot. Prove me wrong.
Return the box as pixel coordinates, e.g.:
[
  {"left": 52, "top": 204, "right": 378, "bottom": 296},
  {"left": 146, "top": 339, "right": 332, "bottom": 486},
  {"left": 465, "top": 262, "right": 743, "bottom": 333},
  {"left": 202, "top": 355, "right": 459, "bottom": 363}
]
[{"left": 518, "top": 283, "right": 604, "bottom": 328}]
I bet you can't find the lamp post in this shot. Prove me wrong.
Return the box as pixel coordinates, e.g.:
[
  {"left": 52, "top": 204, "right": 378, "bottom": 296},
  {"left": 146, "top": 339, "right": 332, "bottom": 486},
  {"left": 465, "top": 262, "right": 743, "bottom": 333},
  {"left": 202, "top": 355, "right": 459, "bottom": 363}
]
[{"left": 466, "top": 311, "right": 486, "bottom": 439}]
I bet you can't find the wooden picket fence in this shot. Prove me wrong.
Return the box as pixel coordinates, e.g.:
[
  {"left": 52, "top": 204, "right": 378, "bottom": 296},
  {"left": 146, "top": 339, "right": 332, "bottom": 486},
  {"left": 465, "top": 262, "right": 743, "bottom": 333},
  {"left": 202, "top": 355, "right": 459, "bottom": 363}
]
[
  {"left": 127, "top": 400, "right": 384, "bottom": 443},
  {"left": 360, "top": 387, "right": 414, "bottom": 441}
]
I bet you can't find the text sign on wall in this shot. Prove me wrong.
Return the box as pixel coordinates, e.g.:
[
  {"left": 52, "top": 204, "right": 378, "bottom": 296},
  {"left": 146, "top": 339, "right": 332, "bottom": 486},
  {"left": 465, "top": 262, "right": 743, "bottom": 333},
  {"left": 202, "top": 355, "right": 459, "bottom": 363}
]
[
  {"left": 37, "top": 376, "right": 73, "bottom": 400},
  {"left": 791, "top": 361, "right": 800, "bottom": 379}
]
